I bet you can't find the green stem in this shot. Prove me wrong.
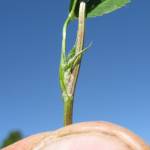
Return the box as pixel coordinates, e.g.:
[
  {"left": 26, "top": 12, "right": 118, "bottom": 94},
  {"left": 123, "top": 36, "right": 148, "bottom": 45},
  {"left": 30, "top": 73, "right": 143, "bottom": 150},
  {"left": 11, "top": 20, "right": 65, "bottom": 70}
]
[
  {"left": 61, "top": 0, "right": 78, "bottom": 58},
  {"left": 60, "top": 1, "right": 86, "bottom": 126},
  {"left": 64, "top": 97, "right": 73, "bottom": 126},
  {"left": 60, "top": 0, "right": 78, "bottom": 126},
  {"left": 65, "top": 2, "right": 86, "bottom": 126}
]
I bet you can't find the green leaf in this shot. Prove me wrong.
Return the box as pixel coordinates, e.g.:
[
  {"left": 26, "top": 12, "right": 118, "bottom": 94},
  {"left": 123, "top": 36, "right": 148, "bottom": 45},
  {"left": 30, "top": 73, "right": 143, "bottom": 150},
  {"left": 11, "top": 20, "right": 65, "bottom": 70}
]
[
  {"left": 87, "top": 0, "right": 130, "bottom": 18},
  {"left": 69, "top": 0, "right": 130, "bottom": 18}
]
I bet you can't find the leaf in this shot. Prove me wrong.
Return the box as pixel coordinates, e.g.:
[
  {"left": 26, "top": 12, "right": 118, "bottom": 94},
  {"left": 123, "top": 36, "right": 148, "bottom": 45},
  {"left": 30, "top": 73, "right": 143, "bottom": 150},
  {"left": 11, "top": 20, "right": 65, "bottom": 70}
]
[
  {"left": 87, "top": 0, "right": 130, "bottom": 18},
  {"left": 69, "top": 0, "right": 130, "bottom": 18}
]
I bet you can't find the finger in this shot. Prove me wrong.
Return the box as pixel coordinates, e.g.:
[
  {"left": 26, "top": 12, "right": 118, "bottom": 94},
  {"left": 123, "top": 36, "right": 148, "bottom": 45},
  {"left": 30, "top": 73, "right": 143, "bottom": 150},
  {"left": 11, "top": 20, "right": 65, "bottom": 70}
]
[
  {"left": 2, "top": 132, "right": 51, "bottom": 150},
  {"left": 3, "top": 121, "right": 149, "bottom": 150}
]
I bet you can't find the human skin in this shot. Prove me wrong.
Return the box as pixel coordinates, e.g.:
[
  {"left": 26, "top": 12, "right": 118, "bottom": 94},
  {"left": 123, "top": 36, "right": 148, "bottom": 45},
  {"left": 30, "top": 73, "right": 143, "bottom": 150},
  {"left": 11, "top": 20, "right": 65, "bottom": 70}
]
[{"left": 2, "top": 122, "right": 149, "bottom": 150}]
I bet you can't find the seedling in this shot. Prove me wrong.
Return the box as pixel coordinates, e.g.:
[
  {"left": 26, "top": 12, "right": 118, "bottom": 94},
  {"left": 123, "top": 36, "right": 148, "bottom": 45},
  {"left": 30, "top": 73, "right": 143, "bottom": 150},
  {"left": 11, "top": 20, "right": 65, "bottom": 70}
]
[{"left": 59, "top": 0, "right": 130, "bottom": 126}]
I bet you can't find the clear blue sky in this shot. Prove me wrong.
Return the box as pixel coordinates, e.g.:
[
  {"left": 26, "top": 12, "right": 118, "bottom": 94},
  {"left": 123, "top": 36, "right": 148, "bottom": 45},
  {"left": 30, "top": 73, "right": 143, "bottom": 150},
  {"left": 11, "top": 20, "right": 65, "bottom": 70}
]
[{"left": 0, "top": 0, "right": 150, "bottom": 144}]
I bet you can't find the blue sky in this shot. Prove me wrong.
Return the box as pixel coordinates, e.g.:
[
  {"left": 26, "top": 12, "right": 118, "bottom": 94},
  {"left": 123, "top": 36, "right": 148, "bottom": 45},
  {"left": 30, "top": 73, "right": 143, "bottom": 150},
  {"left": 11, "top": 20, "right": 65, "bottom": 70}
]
[{"left": 0, "top": 0, "right": 150, "bottom": 144}]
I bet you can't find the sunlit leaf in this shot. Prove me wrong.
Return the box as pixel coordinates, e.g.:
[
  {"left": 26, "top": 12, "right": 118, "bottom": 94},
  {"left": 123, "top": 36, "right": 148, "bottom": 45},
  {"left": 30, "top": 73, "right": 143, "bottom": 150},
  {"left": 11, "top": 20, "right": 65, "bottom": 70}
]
[{"left": 69, "top": 0, "right": 130, "bottom": 18}]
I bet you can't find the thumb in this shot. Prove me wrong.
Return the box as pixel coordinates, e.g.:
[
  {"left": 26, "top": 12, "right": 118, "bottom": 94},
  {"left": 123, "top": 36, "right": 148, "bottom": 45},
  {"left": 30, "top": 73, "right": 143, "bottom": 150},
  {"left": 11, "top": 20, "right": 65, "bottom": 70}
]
[{"left": 2, "top": 121, "right": 149, "bottom": 150}]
